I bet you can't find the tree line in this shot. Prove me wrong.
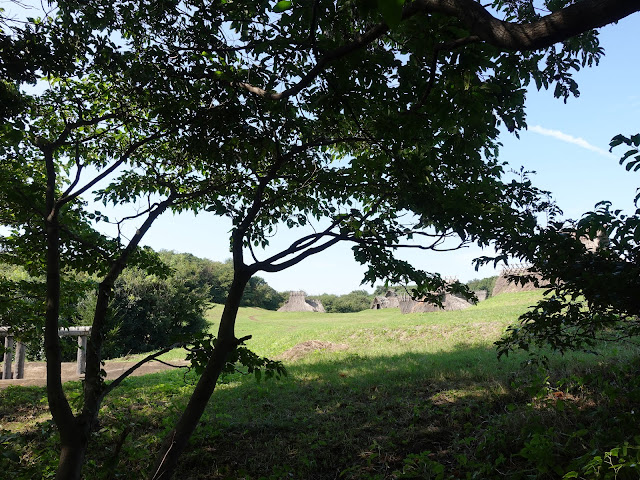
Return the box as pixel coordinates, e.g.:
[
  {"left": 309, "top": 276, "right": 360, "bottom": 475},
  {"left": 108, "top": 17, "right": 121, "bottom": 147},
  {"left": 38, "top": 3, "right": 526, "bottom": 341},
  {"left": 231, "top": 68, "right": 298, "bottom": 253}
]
[{"left": 1, "top": 250, "right": 389, "bottom": 361}]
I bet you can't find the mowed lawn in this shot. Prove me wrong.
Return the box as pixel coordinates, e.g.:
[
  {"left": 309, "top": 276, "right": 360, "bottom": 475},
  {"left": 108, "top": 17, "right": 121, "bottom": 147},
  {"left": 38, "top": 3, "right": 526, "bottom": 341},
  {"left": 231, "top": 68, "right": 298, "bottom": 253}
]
[{"left": 2, "top": 291, "right": 640, "bottom": 479}]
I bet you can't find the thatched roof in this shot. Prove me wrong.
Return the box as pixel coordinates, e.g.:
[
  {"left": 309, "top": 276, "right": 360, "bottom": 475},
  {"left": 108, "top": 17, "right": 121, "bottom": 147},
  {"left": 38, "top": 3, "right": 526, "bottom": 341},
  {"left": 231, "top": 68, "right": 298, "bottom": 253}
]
[
  {"left": 492, "top": 265, "right": 544, "bottom": 296},
  {"left": 278, "top": 291, "right": 325, "bottom": 313},
  {"left": 370, "top": 290, "right": 400, "bottom": 309},
  {"left": 398, "top": 293, "right": 472, "bottom": 314},
  {"left": 474, "top": 290, "right": 488, "bottom": 302}
]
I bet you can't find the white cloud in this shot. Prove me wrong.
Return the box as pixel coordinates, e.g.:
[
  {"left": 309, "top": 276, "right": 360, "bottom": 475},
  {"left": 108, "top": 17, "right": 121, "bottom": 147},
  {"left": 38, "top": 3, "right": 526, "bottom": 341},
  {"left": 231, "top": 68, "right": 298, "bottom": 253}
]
[{"left": 528, "top": 125, "right": 615, "bottom": 159}]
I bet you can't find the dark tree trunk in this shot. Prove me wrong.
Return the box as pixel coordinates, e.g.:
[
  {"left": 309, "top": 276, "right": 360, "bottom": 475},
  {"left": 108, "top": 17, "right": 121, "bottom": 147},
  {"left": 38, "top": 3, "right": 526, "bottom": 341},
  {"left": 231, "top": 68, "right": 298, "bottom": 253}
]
[
  {"left": 82, "top": 282, "right": 112, "bottom": 420},
  {"left": 56, "top": 425, "right": 90, "bottom": 480},
  {"left": 42, "top": 148, "right": 85, "bottom": 480},
  {"left": 149, "top": 269, "right": 250, "bottom": 480}
]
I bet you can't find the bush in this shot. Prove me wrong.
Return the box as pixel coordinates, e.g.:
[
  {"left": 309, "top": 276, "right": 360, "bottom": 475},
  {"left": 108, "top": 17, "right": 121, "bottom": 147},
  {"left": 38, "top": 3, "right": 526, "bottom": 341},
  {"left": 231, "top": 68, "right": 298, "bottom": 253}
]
[
  {"left": 467, "top": 276, "right": 497, "bottom": 296},
  {"left": 310, "top": 290, "right": 373, "bottom": 313},
  {"left": 102, "top": 267, "right": 208, "bottom": 358}
]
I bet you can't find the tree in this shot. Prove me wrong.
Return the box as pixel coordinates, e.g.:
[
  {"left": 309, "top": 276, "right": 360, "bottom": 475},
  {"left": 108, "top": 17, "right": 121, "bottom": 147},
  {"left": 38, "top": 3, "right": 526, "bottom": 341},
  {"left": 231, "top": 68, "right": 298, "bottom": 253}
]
[
  {"left": 312, "top": 290, "right": 374, "bottom": 313},
  {"left": 2, "top": 0, "right": 640, "bottom": 479},
  {"left": 154, "top": 252, "right": 285, "bottom": 309},
  {"left": 102, "top": 266, "right": 209, "bottom": 359},
  {"left": 0, "top": 57, "right": 228, "bottom": 478},
  {"left": 492, "top": 135, "right": 640, "bottom": 358},
  {"left": 466, "top": 276, "right": 498, "bottom": 296}
]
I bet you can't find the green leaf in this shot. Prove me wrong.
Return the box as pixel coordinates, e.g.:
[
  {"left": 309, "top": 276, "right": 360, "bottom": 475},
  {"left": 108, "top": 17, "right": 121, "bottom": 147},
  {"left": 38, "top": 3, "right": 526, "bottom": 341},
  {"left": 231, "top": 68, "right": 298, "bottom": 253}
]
[
  {"left": 377, "top": 0, "right": 405, "bottom": 27},
  {"left": 273, "top": 1, "right": 292, "bottom": 13}
]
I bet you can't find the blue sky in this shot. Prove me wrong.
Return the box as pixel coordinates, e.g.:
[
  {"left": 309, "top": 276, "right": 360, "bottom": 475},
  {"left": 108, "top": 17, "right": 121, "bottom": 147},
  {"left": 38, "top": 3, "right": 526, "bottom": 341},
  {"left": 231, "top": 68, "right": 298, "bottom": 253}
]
[
  {"left": 4, "top": 4, "right": 639, "bottom": 295},
  {"left": 137, "top": 14, "right": 640, "bottom": 295}
]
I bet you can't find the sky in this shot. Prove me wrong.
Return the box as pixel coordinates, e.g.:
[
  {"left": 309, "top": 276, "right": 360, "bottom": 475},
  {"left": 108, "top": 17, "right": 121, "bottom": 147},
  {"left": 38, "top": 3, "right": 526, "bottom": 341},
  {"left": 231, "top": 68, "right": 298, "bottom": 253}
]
[{"left": 5, "top": 4, "right": 640, "bottom": 295}]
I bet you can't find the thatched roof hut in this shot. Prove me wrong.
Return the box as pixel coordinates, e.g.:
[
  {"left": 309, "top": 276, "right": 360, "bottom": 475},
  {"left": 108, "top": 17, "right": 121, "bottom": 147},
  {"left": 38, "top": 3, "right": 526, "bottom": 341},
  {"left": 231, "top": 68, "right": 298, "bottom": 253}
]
[
  {"left": 370, "top": 290, "right": 400, "bottom": 310},
  {"left": 398, "top": 292, "right": 472, "bottom": 314},
  {"left": 492, "top": 265, "right": 544, "bottom": 296},
  {"left": 278, "top": 291, "right": 325, "bottom": 313},
  {"left": 493, "top": 232, "right": 608, "bottom": 296},
  {"left": 474, "top": 290, "right": 488, "bottom": 302}
]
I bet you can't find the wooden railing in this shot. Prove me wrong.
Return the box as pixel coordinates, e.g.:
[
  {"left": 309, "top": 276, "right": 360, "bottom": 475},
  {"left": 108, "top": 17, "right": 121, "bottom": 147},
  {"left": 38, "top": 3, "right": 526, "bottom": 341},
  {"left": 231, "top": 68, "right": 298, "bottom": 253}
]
[{"left": 0, "top": 326, "right": 91, "bottom": 380}]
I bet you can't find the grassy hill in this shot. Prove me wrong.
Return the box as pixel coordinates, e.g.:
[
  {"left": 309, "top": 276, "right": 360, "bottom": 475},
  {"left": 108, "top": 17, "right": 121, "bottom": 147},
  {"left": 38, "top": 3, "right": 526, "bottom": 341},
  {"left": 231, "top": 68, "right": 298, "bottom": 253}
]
[{"left": 2, "top": 291, "right": 640, "bottom": 479}]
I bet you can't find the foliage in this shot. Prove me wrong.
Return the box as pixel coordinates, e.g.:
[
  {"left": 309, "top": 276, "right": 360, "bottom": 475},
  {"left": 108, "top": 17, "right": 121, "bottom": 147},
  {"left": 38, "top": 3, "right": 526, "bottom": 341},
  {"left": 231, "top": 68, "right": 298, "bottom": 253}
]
[
  {"left": 310, "top": 290, "right": 374, "bottom": 313},
  {"left": 2, "top": 0, "right": 636, "bottom": 476},
  {"left": 466, "top": 276, "right": 498, "bottom": 296},
  {"left": 0, "top": 263, "right": 93, "bottom": 358},
  {"left": 101, "top": 266, "right": 208, "bottom": 359},
  {"left": 492, "top": 137, "right": 640, "bottom": 358}
]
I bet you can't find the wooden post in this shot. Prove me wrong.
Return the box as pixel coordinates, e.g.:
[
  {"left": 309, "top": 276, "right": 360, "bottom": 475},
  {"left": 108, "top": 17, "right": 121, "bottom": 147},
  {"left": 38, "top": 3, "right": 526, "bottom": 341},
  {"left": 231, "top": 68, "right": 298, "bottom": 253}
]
[
  {"left": 59, "top": 326, "right": 91, "bottom": 375},
  {"left": 77, "top": 335, "right": 88, "bottom": 375},
  {"left": 2, "top": 335, "right": 14, "bottom": 380},
  {"left": 1, "top": 325, "right": 91, "bottom": 380},
  {"left": 15, "top": 342, "right": 26, "bottom": 379}
]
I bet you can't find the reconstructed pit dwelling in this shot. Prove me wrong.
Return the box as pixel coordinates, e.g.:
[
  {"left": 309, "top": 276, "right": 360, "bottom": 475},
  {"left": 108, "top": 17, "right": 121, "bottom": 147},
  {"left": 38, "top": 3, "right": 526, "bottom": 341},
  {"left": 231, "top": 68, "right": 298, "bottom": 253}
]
[
  {"left": 278, "top": 291, "right": 325, "bottom": 313},
  {"left": 370, "top": 290, "right": 401, "bottom": 310},
  {"left": 371, "top": 280, "right": 485, "bottom": 314}
]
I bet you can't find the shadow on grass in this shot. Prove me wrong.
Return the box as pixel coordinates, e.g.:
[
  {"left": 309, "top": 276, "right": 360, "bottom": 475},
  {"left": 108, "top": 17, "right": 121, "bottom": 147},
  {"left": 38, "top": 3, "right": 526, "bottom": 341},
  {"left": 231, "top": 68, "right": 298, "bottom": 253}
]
[{"left": 2, "top": 343, "right": 639, "bottom": 480}]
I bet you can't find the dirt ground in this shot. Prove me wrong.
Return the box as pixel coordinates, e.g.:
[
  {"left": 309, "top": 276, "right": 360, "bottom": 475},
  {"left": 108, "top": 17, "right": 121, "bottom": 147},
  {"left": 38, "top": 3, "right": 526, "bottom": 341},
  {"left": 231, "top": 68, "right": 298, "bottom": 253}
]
[
  {"left": 0, "top": 359, "right": 189, "bottom": 389},
  {"left": 1, "top": 340, "right": 347, "bottom": 388}
]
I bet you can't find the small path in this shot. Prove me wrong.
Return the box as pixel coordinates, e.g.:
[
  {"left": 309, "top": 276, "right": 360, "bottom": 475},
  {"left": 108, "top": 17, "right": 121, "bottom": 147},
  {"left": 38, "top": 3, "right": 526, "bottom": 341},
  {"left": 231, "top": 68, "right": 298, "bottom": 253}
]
[
  {"left": 248, "top": 315, "right": 260, "bottom": 322},
  {"left": 0, "top": 359, "right": 189, "bottom": 389}
]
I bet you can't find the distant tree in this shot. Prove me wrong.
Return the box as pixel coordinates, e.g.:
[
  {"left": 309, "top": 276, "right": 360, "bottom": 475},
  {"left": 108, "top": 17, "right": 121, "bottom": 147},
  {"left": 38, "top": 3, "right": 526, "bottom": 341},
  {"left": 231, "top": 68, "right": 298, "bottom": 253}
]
[
  {"left": 242, "top": 276, "right": 285, "bottom": 310},
  {"left": 373, "top": 285, "right": 388, "bottom": 296},
  {"left": 313, "top": 290, "right": 373, "bottom": 313},
  {"left": 466, "top": 276, "right": 498, "bottom": 296},
  {"left": 158, "top": 252, "right": 284, "bottom": 309}
]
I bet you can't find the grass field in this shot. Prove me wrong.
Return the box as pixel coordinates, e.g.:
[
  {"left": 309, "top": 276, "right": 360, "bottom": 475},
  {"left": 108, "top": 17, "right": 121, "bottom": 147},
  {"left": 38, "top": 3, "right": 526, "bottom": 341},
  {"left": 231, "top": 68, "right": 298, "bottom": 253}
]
[{"left": 2, "top": 291, "right": 640, "bottom": 479}]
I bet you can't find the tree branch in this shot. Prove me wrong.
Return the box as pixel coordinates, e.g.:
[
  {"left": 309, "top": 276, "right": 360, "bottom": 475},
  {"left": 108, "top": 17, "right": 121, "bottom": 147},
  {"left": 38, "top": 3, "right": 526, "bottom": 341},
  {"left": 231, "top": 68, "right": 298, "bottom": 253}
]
[
  {"left": 100, "top": 344, "right": 180, "bottom": 400},
  {"left": 58, "top": 130, "right": 171, "bottom": 207},
  {"left": 413, "top": 0, "right": 640, "bottom": 51},
  {"left": 255, "top": 236, "right": 344, "bottom": 273},
  {"left": 233, "top": 0, "right": 639, "bottom": 101}
]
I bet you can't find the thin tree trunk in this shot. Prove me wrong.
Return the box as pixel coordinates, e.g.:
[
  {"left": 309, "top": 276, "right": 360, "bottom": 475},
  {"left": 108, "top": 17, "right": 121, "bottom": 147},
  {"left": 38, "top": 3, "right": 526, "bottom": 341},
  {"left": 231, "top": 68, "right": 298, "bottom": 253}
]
[
  {"left": 149, "top": 269, "right": 250, "bottom": 480},
  {"left": 81, "top": 282, "right": 113, "bottom": 420},
  {"left": 56, "top": 425, "right": 90, "bottom": 480},
  {"left": 42, "top": 148, "right": 85, "bottom": 480}
]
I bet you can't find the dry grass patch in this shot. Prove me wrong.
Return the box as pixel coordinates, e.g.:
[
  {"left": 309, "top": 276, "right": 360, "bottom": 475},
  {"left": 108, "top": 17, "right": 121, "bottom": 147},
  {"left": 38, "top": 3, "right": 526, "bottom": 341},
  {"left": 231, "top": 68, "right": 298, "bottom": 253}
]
[{"left": 276, "top": 340, "right": 349, "bottom": 361}]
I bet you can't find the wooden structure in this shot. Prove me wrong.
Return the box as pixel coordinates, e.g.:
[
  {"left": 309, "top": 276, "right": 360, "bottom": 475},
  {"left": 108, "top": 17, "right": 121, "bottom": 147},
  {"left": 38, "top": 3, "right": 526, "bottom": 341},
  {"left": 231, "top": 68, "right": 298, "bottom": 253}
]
[
  {"left": 278, "top": 291, "right": 325, "bottom": 313},
  {"left": 0, "top": 326, "right": 91, "bottom": 380}
]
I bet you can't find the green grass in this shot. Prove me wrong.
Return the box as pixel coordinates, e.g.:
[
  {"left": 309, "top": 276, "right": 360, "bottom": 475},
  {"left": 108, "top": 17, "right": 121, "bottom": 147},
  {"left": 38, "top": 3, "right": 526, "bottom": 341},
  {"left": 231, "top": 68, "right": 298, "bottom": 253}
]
[{"left": 2, "top": 291, "right": 640, "bottom": 479}]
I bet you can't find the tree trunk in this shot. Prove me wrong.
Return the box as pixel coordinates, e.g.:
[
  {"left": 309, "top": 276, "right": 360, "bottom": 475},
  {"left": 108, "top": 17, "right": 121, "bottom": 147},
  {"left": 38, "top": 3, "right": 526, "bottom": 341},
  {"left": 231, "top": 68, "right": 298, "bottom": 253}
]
[
  {"left": 149, "top": 269, "right": 250, "bottom": 480},
  {"left": 42, "top": 148, "right": 86, "bottom": 480},
  {"left": 56, "top": 428, "right": 90, "bottom": 480}
]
